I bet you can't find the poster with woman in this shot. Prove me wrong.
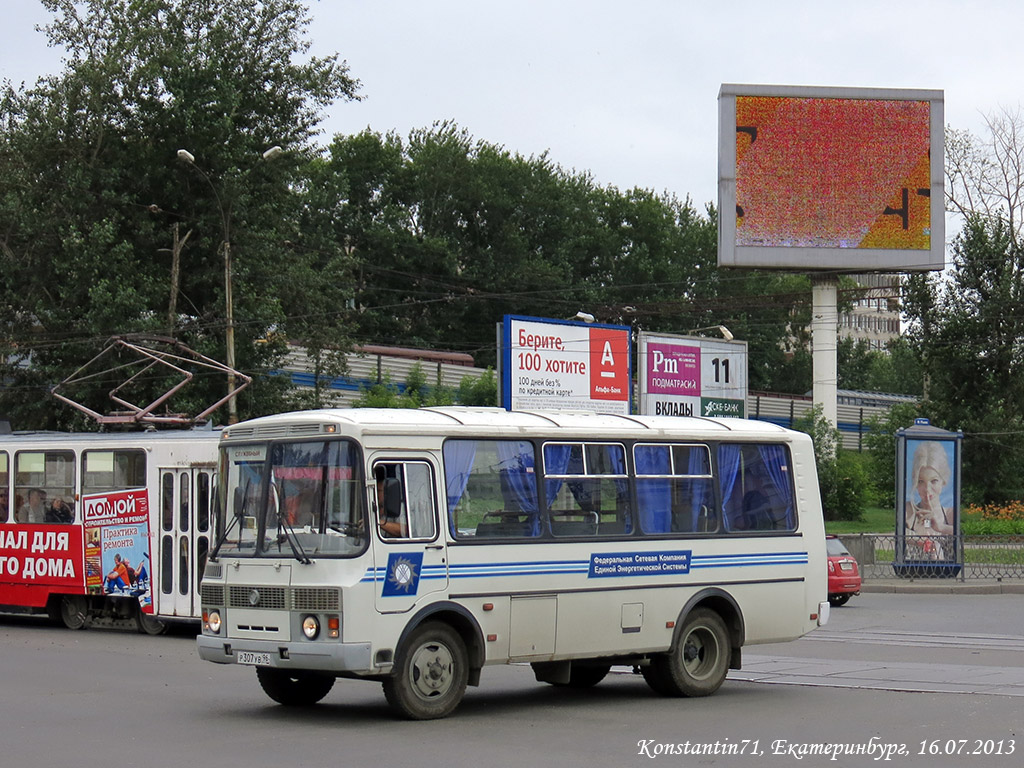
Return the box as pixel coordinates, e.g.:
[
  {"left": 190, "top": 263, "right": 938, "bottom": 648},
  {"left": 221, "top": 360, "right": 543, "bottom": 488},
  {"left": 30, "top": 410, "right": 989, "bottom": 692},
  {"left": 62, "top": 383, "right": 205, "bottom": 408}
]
[{"left": 896, "top": 422, "right": 961, "bottom": 572}]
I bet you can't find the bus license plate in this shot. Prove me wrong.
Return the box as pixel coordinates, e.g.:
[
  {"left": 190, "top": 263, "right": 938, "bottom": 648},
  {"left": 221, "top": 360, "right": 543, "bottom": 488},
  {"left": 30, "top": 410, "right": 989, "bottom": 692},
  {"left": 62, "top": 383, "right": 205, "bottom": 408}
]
[{"left": 237, "top": 651, "right": 272, "bottom": 666}]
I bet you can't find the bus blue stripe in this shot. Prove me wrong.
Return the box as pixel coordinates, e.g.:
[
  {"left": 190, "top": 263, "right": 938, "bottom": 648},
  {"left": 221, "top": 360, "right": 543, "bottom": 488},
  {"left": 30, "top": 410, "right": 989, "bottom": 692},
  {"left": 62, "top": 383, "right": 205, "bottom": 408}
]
[{"left": 360, "top": 551, "right": 809, "bottom": 582}]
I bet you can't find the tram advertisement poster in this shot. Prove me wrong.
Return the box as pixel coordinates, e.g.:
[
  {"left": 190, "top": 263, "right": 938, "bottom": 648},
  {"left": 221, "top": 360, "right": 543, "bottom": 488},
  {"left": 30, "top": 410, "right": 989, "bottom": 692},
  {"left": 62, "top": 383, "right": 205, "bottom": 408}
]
[
  {"left": 0, "top": 524, "right": 83, "bottom": 594},
  {"left": 82, "top": 489, "right": 153, "bottom": 611}
]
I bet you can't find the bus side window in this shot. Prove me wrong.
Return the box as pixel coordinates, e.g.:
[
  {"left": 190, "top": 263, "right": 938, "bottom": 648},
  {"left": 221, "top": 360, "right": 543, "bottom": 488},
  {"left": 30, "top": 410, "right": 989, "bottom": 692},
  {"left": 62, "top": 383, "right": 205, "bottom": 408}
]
[
  {"left": 719, "top": 443, "right": 796, "bottom": 532},
  {"left": 374, "top": 462, "right": 437, "bottom": 540}
]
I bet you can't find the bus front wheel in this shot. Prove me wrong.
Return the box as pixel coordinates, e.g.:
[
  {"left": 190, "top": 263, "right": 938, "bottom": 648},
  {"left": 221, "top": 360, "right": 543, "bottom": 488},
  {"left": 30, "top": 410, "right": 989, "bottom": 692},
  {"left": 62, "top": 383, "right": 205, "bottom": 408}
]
[
  {"left": 384, "top": 621, "right": 468, "bottom": 720},
  {"left": 646, "top": 608, "right": 730, "bottom": 697},
  {"left": 256, "top": 667, "right": 335, "bottom": 706}
]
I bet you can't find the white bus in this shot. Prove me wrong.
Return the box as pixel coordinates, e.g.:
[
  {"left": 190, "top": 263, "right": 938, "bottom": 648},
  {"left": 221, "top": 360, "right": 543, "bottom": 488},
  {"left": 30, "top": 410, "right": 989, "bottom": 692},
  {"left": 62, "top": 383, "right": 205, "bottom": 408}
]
[
  {"left": 197, "top": 407, "right": 829, "bottom": 719},
  {"left": 0, "top": 428, "right": 220, "bottom": 633}
]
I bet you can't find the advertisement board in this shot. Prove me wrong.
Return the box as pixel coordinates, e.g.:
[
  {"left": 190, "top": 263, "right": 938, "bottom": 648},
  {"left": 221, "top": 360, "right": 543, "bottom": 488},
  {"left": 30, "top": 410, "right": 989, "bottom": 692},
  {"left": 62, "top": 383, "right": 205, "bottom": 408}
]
[
  {"left": 894, "top": 420, "right": 962, "bottom": 577},
  {"left": 718, "top": 84, "right": 944, "bottom": 272},
  {"left": 501, "top": 315, "right": 631, "bottom": 414},
  {"left": 638, "top": 332, "right": 748, "bottom": 418}
]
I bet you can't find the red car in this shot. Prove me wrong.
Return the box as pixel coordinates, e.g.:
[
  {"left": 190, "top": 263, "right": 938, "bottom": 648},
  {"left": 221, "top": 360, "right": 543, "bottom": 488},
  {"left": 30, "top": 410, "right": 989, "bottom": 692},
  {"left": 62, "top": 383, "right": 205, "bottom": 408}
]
[{"left": 826, "top": 535, "right": 861, "bottom": 606}]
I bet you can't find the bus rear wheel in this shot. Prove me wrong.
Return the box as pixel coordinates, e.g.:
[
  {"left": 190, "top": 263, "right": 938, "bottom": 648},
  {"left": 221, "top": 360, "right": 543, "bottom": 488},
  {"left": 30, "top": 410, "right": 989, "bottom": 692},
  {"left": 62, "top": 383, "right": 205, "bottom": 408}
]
[
  {"left": 383, "top": 621, "right": 468, "bottom": 720},
  {"left": 256, "top": 668, "right": 335, "bottom": 706},
  {"left": 646, "top": 608, "right": 730, "bottom": 697}
]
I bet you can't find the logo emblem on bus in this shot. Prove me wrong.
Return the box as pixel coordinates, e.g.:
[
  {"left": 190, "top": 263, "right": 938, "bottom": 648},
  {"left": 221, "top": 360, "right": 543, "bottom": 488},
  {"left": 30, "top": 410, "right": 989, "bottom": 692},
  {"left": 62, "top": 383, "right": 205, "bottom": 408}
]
[
  {"left": 248, "top": 589, "right": 261, "bottom": 606},
  {"left": 382, "top": 552, "right": 424, "bottom": 597}
]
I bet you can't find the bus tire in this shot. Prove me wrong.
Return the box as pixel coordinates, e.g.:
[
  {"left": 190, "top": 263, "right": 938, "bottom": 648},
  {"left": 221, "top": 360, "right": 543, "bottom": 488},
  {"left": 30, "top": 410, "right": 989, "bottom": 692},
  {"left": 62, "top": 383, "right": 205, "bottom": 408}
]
[
  {"left": 649, "top": 608, "right": 730, "bottom": 697},
  {"left": 383, "top": 621, "right": 468, "bottom": 720},
  {"left": 256, "top": 668, "right": 335, "bottom": 706},
  {"left": 135, "top": 609, "right": 168, "bottom": 636},
  {"left": 60, "top": 595, "right": 89, "bottom": 631}
]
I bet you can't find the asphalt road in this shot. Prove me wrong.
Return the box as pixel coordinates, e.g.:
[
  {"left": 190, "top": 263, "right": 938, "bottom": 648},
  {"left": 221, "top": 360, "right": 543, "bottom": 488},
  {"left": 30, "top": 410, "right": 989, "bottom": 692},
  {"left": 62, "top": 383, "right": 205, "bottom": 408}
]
[{"left": 1, "top": 593, "right": 1021, "bottom": 768}]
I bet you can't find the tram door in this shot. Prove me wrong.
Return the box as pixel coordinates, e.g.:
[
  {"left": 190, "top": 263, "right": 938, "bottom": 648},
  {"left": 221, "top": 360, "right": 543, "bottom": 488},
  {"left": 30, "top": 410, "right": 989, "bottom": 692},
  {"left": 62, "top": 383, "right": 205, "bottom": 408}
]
[{"left": 156, "top": 467, "right": 214, "bottom": 618}]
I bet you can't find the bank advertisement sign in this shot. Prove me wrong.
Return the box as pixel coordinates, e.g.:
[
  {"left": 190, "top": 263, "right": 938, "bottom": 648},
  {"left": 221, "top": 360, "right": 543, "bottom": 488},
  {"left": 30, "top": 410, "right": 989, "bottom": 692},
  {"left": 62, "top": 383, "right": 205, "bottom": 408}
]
[
  {"left": 638, "top": 332, "right": 747, "bottom": 419},
  {"left": 501, "top": 315, "right": 631, "bottom": 414}
]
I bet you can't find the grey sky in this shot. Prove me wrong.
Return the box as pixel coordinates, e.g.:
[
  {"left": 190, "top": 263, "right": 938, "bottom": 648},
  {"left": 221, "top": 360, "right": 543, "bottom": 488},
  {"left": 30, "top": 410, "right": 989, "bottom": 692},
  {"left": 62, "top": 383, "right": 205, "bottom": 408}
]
[{"left": 2, "top": 1, "right": 1021, "bottom": 211}]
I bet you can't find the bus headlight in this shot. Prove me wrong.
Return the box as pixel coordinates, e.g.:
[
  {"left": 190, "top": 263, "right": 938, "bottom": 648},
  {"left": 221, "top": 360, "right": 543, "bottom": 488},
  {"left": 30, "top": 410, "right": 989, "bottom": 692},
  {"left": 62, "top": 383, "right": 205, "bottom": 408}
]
[
  {"left": 206, "top": 610, "right": 222, "bottom": 634},
  {"left": 302, "top": 615, "right": 320, "bottom": 639}
]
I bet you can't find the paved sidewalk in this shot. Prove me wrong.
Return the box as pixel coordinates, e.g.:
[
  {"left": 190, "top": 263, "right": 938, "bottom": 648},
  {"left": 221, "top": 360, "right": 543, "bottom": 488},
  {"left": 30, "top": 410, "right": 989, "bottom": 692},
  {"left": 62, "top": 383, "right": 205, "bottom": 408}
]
[{"left": 862, "top": 578, "right": 1024, "bottom": 595}]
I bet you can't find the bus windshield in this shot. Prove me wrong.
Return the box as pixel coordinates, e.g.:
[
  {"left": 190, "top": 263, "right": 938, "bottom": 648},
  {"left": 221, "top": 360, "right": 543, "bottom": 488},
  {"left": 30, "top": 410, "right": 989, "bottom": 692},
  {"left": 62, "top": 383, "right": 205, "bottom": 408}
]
[{"left": 215, "top": 439, "right": 367, "bottom": 559}]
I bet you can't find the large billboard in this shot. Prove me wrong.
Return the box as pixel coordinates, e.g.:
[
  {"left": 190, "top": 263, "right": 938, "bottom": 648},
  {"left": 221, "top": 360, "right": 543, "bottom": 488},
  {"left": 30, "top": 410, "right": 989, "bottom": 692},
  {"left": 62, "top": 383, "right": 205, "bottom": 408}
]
[
  {"left": 718, "top": 84, "right": 944, "bottom": 272},
  {"left": 501, "top": 315, "right": 631, "bottom": 414},
  {"left": 638, "top": 332, "right": 748, "bottom": 419}
]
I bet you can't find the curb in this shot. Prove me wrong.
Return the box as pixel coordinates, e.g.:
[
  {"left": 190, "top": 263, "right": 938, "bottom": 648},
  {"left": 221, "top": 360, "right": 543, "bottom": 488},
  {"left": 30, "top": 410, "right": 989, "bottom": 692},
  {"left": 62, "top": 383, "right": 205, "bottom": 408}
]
[{"left": 862, "top": 580, "right": 1024, "bottom": 595}]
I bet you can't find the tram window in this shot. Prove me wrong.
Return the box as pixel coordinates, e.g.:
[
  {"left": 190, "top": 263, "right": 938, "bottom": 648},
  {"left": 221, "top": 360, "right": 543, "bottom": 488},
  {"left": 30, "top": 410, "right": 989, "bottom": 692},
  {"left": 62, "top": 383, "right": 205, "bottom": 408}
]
[
  {"left": 0, "top": 452, "right": 8, "bottom": 523},
  {"left": 14, "top": 451, "right": 75, "bottom": 525},
  {"left": 179, "top": 537, "right": 189, "bottom": 595},
  {"left": 161, "top": 534, "right": 174, "bottom": 594},
  {"left": 161, "top": 473, "right": 174, "bottom": 532},
  {"left": 635, "top": 443, "right": 716, "bottom": 534},
  {"left": 444, "top": 439, "right": 541, "bottom": 539},
  {"left": 82, "top": 449, "right": 146, "bottom": 494},
  {"left": 719, "top": 443, "right": 796, "bottom": 532},
  {"left": 544, "top": 442, "right": 631, "bottom": 537},
  {"left": 180, "top": 473, "right": 190, "bottom": 532},
  {"left": 197, "top": 472, "right": 211, "bottom": 532}
]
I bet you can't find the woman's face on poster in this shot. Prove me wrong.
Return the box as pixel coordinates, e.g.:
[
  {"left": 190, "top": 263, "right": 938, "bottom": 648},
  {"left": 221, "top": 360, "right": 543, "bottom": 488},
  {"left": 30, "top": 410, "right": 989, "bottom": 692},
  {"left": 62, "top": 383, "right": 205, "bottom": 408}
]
[{"left": 916, "top": 465, "right": 944, "bottom": 507}]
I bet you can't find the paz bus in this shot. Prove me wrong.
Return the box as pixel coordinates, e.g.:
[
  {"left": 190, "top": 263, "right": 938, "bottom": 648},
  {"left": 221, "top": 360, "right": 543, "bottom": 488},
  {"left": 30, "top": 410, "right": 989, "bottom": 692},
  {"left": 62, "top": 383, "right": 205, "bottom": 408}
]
[
  {"left": 0, "top": 427, "right": 220, "bottom": 633},
  {"left": 197, "top": 407, "right": 829, "bottom": 719}
]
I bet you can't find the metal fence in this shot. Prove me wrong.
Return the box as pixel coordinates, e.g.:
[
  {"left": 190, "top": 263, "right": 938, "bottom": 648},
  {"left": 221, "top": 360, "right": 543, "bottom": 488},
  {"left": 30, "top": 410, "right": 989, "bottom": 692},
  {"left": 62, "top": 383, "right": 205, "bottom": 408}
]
[{"left": 836, "top": 534, "right": 1024, "bottom": 581}]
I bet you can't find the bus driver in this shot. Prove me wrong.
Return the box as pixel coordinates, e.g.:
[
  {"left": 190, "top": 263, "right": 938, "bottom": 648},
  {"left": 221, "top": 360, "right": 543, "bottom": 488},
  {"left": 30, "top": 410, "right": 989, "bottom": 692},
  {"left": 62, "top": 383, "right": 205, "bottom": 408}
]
[{"left": 375, "top": 467, "right": 406, "bottom": 538}]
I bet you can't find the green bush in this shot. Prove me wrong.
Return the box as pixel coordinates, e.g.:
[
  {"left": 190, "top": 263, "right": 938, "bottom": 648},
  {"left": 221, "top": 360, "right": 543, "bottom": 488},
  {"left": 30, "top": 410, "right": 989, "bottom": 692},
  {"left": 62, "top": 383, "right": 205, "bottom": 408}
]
[{"left": 960, "top": 518, "right": 1024, "bottom": 535}]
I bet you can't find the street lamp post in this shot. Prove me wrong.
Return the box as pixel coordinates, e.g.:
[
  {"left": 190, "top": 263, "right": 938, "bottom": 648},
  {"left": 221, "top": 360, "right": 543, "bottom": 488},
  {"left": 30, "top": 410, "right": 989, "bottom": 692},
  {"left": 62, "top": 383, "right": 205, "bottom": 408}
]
[
  {"left": 176, "top": 146, "right": 282, "bottom": 424},
  {"left": 687, "top": 324, "right": 734, "bottom": 341}
]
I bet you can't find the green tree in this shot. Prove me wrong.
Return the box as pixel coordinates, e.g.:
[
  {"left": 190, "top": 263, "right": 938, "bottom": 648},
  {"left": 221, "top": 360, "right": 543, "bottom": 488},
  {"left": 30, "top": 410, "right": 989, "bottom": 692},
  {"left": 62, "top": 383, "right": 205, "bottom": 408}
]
[
  {"left": 903, "top": 216, "right": 1024, "bottom": 503},
  {"left": 329, "top": 122, "right": 810, "bottom": 390},
  {"left": 0, "top": 0, "right": 359, "bottom": 428}
]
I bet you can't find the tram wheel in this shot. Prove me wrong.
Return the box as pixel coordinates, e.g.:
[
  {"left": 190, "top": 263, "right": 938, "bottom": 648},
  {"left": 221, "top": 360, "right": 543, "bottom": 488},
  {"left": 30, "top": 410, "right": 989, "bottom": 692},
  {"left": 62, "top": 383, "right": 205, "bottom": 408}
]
[
  {"left": 256, "top": 667, "right": 335, "bottom": 706},
  {"left": 383, "top": 621, "right": 468, "bottom": 720},
  {"left": 135, "top": 609, "right": 168, "bottom": 635},
  {"left": 60, "top": 595, "right": 89, "bottom": 631}
]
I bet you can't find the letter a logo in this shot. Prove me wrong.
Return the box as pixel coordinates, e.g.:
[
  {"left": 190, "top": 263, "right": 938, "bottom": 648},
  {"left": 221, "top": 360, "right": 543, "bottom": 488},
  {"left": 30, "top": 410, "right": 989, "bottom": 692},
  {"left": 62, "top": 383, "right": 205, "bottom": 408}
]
[{"left": 601, "top": 340, "right": 615, "bottom": 366}]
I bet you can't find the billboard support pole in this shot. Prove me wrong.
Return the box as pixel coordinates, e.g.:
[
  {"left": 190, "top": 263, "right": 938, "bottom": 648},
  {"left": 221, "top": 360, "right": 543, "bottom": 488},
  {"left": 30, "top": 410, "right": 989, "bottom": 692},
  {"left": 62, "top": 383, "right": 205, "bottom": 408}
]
[{"left": 811, "top": 274, "right": 839, "bottom": 436}]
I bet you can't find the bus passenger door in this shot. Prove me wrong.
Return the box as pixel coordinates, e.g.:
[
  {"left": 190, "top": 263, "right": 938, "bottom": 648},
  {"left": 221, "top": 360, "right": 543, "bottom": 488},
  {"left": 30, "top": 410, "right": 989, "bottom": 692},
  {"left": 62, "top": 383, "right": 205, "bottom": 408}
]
[
  {"left": 371, "top": 457, "right": 448, "bottom": 614},
  {"left": 155, "top": 467, "right": 214, "bottom": 619}
]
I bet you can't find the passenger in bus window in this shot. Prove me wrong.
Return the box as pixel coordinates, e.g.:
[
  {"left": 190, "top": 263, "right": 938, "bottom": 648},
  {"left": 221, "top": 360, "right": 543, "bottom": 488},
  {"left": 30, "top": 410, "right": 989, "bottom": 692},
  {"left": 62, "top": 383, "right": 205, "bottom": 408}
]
[
  {"left": 17, "top": 488, "right": 47, "bottom": 524},
  {"left": 45, "top": 495, "right": 74, "bottom": 524},
  {"left": 375, "top": 467, "right": 406, "bottom": 538},
  {"left": 738, "top": 472, "right": 773, "bottom": 531}
]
